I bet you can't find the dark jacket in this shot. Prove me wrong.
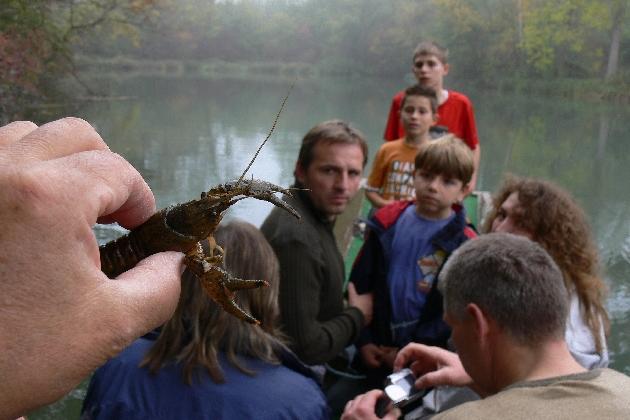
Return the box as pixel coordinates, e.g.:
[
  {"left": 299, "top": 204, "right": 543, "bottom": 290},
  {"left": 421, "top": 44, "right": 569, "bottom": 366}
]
[
  {"left": 350, "top": 200, "right": 476, "bottom": 349},
  {"left": 261, "top": 187, "right": 364, "bottom": 365},
  {"left": 81, "top": 337, "right": 328, "bottom": 420}
]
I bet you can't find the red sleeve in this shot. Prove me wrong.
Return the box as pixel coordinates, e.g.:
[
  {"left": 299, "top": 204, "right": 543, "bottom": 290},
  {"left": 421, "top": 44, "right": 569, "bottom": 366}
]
[
  {"left": 438, "top": 91, "right": 479, "bottom": 150},
  {"left": 383, "top": 91, "right": 406, "bottom": 141},
  {"left": 462, "top": 98, "right": 479, "bottom": 149}
]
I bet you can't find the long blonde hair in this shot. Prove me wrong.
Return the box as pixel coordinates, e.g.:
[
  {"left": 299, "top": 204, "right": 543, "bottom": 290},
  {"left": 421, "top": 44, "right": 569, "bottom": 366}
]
[
  {"left": 483, "top": 176, "right": 610, "bottom": 352},
  {"left": 142, "top": 220, "right": 287, "bottom": 384}
]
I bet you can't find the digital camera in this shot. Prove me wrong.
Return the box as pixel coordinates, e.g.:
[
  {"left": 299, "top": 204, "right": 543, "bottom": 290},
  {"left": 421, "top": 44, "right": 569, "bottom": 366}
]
[{"left": 375, "top": 368, "right": 424, "bottom": 417}]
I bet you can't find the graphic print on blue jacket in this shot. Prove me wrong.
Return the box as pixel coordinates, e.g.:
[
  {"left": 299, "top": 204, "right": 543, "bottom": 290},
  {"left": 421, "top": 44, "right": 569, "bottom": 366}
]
[{"left": 387, "top": 205, "right": 452, "bottom": 345}]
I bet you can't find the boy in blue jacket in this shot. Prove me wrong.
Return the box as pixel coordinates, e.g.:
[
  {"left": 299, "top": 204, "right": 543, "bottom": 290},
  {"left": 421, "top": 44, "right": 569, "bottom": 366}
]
[{"left": 348, "top": 134, "right": 476, "bottom": 383}]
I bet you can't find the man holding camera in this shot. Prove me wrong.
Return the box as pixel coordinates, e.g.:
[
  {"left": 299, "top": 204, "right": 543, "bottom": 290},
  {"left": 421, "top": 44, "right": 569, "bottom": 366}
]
[{"left": 342, "top": 234, "right": 630, "bottom": 419}]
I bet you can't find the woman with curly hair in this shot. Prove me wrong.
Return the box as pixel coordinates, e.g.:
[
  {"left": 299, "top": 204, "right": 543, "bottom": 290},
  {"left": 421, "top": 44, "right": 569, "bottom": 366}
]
[
  {"left": 484, "top": 175, "right": 609, "bottom": 368},
  {"left": 82, "top": 220, "right": 329, "bottom": 419}
]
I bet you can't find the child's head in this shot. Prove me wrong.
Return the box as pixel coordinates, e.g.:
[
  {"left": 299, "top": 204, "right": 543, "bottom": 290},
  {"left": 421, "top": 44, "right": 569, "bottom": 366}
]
[
  {"left": 400, "top": 85, "right": 438, "bottom": 140},
  {"left": 414, "top": 134, "right": 474, "bottom": 185},
  {"left": 413, "top": 135, "right": 473, "bottom": 218},
  {"left": 412, "top": 41, "right": 449, "bottom": 90},
  {"left": 401, "top": 84, "right": 438, "bottom": 112},
  {"left": 412, "top": 41, "right": 449, "bottom": 64}
]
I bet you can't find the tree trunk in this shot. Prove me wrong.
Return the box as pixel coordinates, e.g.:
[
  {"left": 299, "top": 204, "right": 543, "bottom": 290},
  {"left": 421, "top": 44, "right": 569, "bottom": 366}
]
[{"left": 604, "top": 0, "right": 627, "bottom": 81}]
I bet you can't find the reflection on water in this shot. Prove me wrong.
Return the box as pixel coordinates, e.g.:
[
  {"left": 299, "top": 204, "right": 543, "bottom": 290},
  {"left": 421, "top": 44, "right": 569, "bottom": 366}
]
[{"left": 27, "top": 75, "right": 630, "bottom": 418}]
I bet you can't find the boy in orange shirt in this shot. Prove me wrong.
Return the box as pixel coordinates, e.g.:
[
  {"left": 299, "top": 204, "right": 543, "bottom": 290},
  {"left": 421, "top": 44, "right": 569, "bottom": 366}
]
[
  {"left": 383, "top": 41, "right": 480, "bottom": 191},
  {"left": 366, "top": 84, "right": 437, "bottom": 208}
]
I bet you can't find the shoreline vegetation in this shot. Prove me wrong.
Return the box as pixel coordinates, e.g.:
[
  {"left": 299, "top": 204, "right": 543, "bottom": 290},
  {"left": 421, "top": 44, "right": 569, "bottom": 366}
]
[{"left": 74, "top": 55, "right": 630, "bottom": 104}]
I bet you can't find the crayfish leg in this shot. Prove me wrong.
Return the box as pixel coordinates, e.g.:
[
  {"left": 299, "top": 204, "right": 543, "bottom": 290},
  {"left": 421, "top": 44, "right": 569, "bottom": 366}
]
[
  {"left": 225, "top": 278, "right": 270, "bottom": 292},
  {"left": 206, "top": 236, "right": 224, "bottom": 258},
  {"left": 189, "top": 258, "right": 264, "bottom": 325}
]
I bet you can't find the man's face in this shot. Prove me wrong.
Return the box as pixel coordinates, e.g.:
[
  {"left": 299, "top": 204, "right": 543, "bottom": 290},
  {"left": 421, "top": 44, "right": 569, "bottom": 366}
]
[
  {"left": 444, "top": 310, "right": 485, "bottom": 388},
  {"left": 412, "top": 54, "right": 449, "bottom": 91},
  {"left": 296, "top": 141, "right": 364, "bottom": 220}
]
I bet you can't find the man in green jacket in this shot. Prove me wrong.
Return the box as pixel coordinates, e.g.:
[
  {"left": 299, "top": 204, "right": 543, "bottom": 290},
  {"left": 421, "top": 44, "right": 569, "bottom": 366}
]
[{"left": 262, "top": 119, "right": 371, "bottom": 368}]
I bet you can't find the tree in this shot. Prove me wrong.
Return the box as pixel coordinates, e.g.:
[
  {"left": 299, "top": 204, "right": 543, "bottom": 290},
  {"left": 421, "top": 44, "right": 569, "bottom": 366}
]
[
  {"left": 0, "top": 0, "right": 163, "bottom": 121},
  {"left": 521, "top": 0, "right": 628, "bottom": 78},
  {"left": 604, "top": 0, "right": 627, "bottom": 80}
]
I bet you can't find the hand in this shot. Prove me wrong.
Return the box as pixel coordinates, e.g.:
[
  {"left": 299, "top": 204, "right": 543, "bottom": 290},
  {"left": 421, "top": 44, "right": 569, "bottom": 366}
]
[
  {"left": 347, "top": 282, "right": 373, "bottom": 325},
  {"left": 380, "top": 346, "right": 398, "bottom": 369},
  {"left": 360, "top": 344, "right": 385, "bottom": 369},
  {"left": 0, "top": 118, "right": 185, "bottom": 418},
  {"left": 394, "top": 343, "right": 472, "bottom": 390},
  {"left": 342, "top": 389, "right": 401, "bottom": 420}
]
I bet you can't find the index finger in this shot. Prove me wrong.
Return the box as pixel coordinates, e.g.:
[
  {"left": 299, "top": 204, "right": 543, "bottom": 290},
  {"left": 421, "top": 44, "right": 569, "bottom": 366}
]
[
  {"left": 393, "top": 343, "right": 437, "bottom": 371},
  {"left": 6, "top": 117, "right": 109, "bottom": 164}
]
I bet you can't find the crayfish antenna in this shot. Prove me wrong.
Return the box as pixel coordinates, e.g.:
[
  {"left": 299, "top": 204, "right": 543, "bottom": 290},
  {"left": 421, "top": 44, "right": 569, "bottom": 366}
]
[{"left": 237, "top": 80, "right": 295, "bottom": 184}]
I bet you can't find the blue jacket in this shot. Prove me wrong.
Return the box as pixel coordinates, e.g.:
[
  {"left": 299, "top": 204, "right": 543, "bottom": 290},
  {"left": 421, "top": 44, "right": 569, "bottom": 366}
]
[
  {"left": 81, "top": 337, "right": 329, "bottom": 420},
  {"left": 350, "top": 200, "right": 476, "bottom": 349}
]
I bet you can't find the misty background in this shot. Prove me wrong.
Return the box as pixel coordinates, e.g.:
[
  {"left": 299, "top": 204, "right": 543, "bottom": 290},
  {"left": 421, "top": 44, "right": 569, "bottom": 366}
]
[{"left": 1, "top": 0, "right": 628, "bottom": 117}]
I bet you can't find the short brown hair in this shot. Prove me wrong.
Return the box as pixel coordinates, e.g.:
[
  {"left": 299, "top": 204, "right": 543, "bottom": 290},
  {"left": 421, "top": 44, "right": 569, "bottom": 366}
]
[
  {"left": 440, "top": 233, "right": 568, "bottom": 346},
  {"left": 414, "top": 134, "right": 474, "bottom": 184},
  {"left": 401, "top": 84, "right": 438, "bottom": 114},
  {"left": 297, "top": 119, "right": 368, "bottom": 171},
  {"left": 413, "top": 40, "right": 449, "bottom": 64}
]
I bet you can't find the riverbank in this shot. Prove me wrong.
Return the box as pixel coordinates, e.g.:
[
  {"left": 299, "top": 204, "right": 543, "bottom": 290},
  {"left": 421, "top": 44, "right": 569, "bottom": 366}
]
[{"left": 74, "top": 56, "right": 630, "bottom": 104}]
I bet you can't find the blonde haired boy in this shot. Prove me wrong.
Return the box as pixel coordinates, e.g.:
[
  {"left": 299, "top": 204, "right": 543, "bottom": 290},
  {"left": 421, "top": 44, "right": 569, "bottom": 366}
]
[{"left": 346, "top": 135, "right": 477, "bottom": 399}]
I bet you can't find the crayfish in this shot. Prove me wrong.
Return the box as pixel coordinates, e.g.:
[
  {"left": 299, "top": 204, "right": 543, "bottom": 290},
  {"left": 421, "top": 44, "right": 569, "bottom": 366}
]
[
  {"left": 99, "top": 84, "right": 299, "bottom": 324},
  {"left": 99, "top": 179, "right": 299, "bottom": 324}
]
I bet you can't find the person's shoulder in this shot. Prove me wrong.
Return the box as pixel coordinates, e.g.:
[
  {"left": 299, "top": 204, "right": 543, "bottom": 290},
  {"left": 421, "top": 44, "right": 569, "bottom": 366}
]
[
  {"left": 431, "top": 399, "right": 487, "bottom": 420},
  {"left": 445, "top": 90, "right": 473, "bottom": 106},
  {"left": 378, "top": 138, "right": 405, "bottom": 152},
  {"left": 92, "top": 338, "right": 151, "bottom": 377},
  {"left": 268, "top": 366, "right": 329, "bottom": 418},
  {"left": 225, "top": 357, "right": 329, "bottom": 418},
  {"left": 599, "top": 368, "right": 630, "bottom": 384},
  {"left": 261, "top": 199, "right": 317, "bottom": 247},
  {"left": 392, "top": 90, "right": 405, "bottom": 102},
  {"left": 373, "top": 200, "right": 413, "bottom": 229}
]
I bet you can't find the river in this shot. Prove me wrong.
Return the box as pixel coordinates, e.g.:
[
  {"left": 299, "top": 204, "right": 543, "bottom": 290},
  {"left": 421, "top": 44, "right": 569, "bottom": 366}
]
[{"left": 27, "top": 73, "right": 630, "bottom": 418}]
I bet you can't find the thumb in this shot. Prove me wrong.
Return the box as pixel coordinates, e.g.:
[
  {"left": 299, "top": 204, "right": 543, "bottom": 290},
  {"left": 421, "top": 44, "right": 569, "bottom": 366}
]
[
  {"left": 416, "top": 370, "right": 448, "bottom": 389},
  {"left": 110, "top": 251, "right": 184, "bottom": 339}
]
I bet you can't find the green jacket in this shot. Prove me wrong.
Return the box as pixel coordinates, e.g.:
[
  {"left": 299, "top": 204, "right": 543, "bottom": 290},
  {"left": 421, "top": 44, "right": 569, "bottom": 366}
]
[{"left": 261, "top": 187, "right": 364, "bottom": 365}]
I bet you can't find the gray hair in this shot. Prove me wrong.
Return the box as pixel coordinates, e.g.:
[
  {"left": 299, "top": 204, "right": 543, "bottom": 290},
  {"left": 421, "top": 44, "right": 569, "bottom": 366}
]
[{"left": 439, "top": 233, "right": 568, "bottom": 346}]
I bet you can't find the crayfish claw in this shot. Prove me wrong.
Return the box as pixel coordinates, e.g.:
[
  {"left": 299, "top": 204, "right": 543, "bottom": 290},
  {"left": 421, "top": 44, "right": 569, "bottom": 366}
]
[
  {"left": 186, "top": 252, "right": 266, "bottom": 325},
  {"left": 221, "top": 179, "right": 301, "bottom": 220},
  {"left": 256, "top": 191, "right": 300, "bottom": 220}
]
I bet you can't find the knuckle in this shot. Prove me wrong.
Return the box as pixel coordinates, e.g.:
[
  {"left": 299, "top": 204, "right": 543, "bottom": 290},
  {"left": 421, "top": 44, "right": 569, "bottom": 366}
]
[
  {"left": 57, "top": 116, "right": 95, "bottom": 132},
  {"left": 2, "top": 167, "right": 58, "bottom": 220}
]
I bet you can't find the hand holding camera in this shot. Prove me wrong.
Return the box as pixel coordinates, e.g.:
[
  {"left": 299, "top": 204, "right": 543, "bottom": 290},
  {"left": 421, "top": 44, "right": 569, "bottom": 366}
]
[{"left": 375, "top": 368, "right": 425, "bottom": 417}]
